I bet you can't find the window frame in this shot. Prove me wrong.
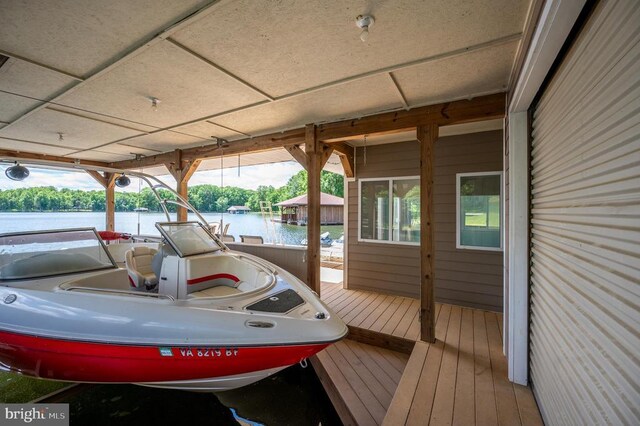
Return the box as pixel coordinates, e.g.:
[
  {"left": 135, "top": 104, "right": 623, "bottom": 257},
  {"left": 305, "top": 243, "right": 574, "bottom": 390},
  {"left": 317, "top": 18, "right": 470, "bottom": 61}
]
[
  {"left": 358, "top": 176, "right": 420, "bottom": 246},
  {"left": 456, "top": 171, "right": 503, "bottom": 252}
]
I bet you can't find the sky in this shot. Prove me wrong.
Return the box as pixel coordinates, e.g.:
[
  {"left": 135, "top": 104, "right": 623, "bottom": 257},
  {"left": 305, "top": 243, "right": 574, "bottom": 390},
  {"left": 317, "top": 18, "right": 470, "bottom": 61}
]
[{"left": 0, "top": 161, "right": 305, "bottom": 192}]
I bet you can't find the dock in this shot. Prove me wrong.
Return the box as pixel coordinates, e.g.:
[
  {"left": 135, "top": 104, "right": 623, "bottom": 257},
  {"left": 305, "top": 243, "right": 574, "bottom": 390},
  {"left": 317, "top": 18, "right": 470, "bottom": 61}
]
[{"left": 313, "top": 281, "right": 543, "bottom": 426}]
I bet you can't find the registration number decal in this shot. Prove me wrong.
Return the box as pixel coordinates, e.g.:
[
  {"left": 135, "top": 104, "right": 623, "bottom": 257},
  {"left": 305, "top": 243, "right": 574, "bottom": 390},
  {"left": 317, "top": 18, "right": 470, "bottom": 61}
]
[{"left": 177, "top": 348, "right": 239, "bottom": 358}]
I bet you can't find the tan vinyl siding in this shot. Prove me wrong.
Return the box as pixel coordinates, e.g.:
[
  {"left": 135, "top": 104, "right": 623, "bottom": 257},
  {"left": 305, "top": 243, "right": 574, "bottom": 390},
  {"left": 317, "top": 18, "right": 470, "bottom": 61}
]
[{"left": 346, "top": 131, "right": 504, "bottom": 311}]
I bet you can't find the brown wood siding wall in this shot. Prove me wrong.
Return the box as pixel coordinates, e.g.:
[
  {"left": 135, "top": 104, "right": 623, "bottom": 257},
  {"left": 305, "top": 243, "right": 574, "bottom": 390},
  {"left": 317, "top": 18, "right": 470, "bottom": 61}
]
[
  {"left": 346, "top": 130, "right": 504, "bottom": 311},
  {"left": 295, "top": 205, "right": 343, "bottom": 224}
]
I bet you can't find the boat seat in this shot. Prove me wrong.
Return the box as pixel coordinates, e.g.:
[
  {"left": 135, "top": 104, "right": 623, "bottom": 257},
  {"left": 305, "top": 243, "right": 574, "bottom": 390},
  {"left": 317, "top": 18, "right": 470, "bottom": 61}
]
[{"left": 125, "top": 246, "right": 159, "bottom": 289}]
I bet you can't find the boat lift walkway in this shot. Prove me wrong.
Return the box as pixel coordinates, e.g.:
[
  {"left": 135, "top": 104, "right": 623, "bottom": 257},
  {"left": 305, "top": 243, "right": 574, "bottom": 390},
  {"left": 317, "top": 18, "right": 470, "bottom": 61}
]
[{"left": 313, "top": 281, "right": 543, "bottom": 426}]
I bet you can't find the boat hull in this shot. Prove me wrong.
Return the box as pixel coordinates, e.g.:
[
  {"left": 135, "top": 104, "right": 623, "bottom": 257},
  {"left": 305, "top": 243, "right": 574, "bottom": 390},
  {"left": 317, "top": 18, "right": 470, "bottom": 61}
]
[{"left": 0, "top": 330, "right": 329, "bottom": 389}]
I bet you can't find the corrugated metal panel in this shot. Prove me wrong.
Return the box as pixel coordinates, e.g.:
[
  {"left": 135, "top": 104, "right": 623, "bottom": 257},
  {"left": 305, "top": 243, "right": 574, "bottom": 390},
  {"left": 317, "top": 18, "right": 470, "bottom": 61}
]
[{"left": 529, "top": 1, "right": 640, "bottom": 424}]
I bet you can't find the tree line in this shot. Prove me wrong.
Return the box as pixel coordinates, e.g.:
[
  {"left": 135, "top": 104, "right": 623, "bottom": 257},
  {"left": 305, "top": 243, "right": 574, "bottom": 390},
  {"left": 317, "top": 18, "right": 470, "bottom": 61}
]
[{"left": 0, "top": 170, "right": 344, "bottom": 213}]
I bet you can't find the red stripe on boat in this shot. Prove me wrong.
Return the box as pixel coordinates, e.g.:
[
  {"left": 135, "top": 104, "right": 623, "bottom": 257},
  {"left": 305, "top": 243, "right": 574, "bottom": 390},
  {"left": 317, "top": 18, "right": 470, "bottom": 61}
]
[
  {"left": 0, "top": 330, "right": 329, "bottom": 383},
  {"left": 187, "top": 273, "right": 240, "bottom": 285}
]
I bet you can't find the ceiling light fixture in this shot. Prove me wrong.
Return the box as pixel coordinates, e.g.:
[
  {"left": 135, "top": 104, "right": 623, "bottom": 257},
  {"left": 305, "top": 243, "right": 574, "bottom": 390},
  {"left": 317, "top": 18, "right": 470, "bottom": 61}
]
[
  {"left": 115, "top": 173, "right": 131, "bottom": 188},
  {"left": 5, "top": 162, "right": 30, "bottom": 181},
  {"left": 356, "top": 14, "right": 375, "bottom": 42},
  {"left": 149, "top": 97, "right": 161, "bottom": 111},
  {"left": 58, "top": 132, "right": 64, "bottom": 142}
]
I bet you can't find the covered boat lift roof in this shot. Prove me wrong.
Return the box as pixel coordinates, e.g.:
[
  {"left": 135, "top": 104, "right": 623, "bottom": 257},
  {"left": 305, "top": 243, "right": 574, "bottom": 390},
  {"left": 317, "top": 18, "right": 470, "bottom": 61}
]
[{"left": 0, "top": 0, "right": 525, "bottom": 344}]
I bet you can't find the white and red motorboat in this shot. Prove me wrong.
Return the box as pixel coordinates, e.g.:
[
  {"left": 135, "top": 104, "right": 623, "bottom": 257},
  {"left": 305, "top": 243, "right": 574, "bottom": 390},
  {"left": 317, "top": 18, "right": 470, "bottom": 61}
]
[{"left": 0, "top": 170, "right": 347, "bottom": 391}]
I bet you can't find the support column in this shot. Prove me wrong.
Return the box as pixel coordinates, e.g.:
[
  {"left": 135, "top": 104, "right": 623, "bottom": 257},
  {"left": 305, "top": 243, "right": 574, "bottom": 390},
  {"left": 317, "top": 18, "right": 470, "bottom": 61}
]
[
  {"left": 165, "top": 150, "right": 201, "bottom": 222},
  {"left": 86, "top": 170, "right": 115, "bottom": 231},
  {"left": 418, "top": 124, "right": 438, "bottom": 343},
  {"left": 305, "top": 124, "right": 322, "bottom": 295},
  {"left": 105, "top": 173, "right": 116, "bottom": 231}
]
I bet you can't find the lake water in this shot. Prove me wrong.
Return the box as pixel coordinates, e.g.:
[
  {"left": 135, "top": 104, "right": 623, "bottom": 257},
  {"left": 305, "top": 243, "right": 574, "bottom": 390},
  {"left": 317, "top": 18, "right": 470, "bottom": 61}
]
[{"left": 0, "top": 212, "right": 343, "bottom": 245}]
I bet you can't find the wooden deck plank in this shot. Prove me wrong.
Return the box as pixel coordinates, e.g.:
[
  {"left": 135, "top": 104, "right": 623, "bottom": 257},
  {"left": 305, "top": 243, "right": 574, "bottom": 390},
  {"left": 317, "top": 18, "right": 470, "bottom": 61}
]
[
  {"left": 404, "top": 309, "right": 422, "bottom": 341},
  {"left": 323, "top": 287, "right": 349, "bottom": 304},
  {"left": 336, "top": 341, "right": 394, "bottom": 407},
  {"left": 452, "top": 308, "right": 476, "bottom": 426},
  {"left": 326, "top": 288, "right": 355, "bottom": 306},
  {"left": 316, "top": 285, "right": 544, "bottom": 426},
  {"left": 473, "top": 309, "right": 498, "bottom": 425},
  {"left": 513, "top": 383, "right": 544, "bottom": 426},
  {"left": 350, "top": 293, "right": 388, "bottom": 327},
  {"left": 485, "top": 311, "right": 522, "bottom": 426},
  {"left": 349, "top": 341, "right": 403, "bottom": 388},
  {"left": 392, "top": 298, "right": 420, "bottom": 338},
  {"left": 326, "top": 344, "right": 388, "bottom": 424},
  {"left": 405, "top": 304, "right": 452, "bottom": 425},
  {"left": 430, "top": 305, "right": 463, "bottom": 425},
  {"left": 381, "top": 297, "right": 414, "bottom": 336},
  {"left": 321, "top": 282, "right": 342, "bottom": 298},
  {"left": 313, "top": 349, "right": 373, "bottom": 426},
  {"left": 370, "top": 296, "right": 404, "bottom": 333},
  {"left": 357, "top": 295, "right": 396, "bottom": 329},
  {"left": 371, "top": 345, "right": 407, "bottom": 377},
  {"left": 335, "top": 289, "right": 372, "bottom": 316},
  {"left": 340, "top": 292, "right": 380, "bottom": 324},
  {"left": 382, "top": 341, "right": 429, "bottom": 426}
]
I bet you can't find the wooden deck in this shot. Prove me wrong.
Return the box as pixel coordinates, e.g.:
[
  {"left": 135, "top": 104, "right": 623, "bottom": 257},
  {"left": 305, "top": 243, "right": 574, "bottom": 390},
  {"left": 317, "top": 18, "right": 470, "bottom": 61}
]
[{"left": 314, "top": 282, "right": 543, "bottom": 426}]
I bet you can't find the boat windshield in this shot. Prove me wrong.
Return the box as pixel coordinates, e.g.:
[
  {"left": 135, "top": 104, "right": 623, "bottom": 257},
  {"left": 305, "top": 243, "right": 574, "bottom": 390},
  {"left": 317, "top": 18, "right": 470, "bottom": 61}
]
[
  {"left": 155, "top": 222, "right": 223, "bottom": 257},
  {"left": 0, "top": 229, "right": 117, "bottom": 281}
]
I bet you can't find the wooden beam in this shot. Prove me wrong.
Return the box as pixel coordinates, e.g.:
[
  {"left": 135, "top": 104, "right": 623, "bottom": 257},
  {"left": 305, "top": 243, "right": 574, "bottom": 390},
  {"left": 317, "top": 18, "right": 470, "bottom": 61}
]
[
  {"left": 181, "top": 128, "right": 306, "bottom": 162},
  {"left": 330, "top": 142, "right": 355, "bottom": 178},
  {"left": 317, "top": 93, "right": 505, "bottom": 142},
  {"left": 285, "top": 145, "right": 308, "bottom": 170},
  {"left": 112, "top": 151, "right": 176, "bottom": 170},
  {"left": 105, "top": 173, "right": 116, "bottom": 232},
  {"left": 0, "top": 149, "right": 109, "bottom": 168},
  {"left": 320, "top": 144, "right": 334, "bottom": 169},
  {"left": 305, "top": 124, "right": 322, "bottom": 295},
  {"left": 418, "top": 124, "right": 438, "bottom": 343},
  {"left": 85, "top": 170, "right": 108, "bottom": 188},
  {"left": 164, "top": 152, "right": 201, "bottom": 222}
]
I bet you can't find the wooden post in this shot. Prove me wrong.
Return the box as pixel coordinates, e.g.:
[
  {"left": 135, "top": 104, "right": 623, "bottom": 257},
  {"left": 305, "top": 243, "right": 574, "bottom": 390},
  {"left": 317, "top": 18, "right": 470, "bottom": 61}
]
[
  {"left": 105, "top": 173, "right": 116, "bottom": 232},
  {"left": 418, "top": 124, "right": 438, "bottom": 343},
  {"left": 305, "top": 124, "right": 322, "bottom": 295},
  {"left": 86, "top": 170, "right": 116, "bottom": 231},
  {"left": 164, "top": 150, "right": 201, "bottom": 222}
]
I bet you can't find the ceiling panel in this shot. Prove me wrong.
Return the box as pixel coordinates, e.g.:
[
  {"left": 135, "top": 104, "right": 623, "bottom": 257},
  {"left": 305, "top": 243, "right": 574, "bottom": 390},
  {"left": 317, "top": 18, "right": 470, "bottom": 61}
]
[
  {"left": 213, "top": 74, "right": 403, "bottom": 135},
  {"left": 0, "top": 92, "right": 39, "bottom": 123},
  {"left": 0, "top": 109, "right": 143, "bottom": 150},
  {"left": 46, "top": 105, "right": 156, "bottom": 133},
  {"left": 117, "top": 130, "right": 210, "bottom": 152},
  {"left": 172, "top": 0, "right": 528, "bottom": 97},
  {"left": 0, "top": 0, "right": 209, "bottom": 77},
  {"left": 68, "top": 150, "right": 132, "bottom": 162},
  {"left": 0, "top": 138, "right": 74, "bottom": 156},
  {"left": 173, "top": 121, "right": 245, "bottom": 141},
  {"left": 0, "top": 57, "right": 77, "bottom": 100},
  {"left": 392, "top": 42, "right": 518, "bottom": 106},
  {"left": 93, "top": 143, "right": 161, "bottom": 157},
  {"left": 58, "top": 41, "right": 267, "bottom": 129}
]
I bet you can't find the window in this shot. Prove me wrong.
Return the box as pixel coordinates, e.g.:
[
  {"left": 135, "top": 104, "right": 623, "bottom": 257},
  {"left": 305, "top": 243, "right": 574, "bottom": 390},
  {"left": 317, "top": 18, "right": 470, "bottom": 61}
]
[
  {"left": 359, "top": 177, "right": 420, "bottom": 245},
  {"left": 457, "top": 172, "right": 502, "bottom": 251}
]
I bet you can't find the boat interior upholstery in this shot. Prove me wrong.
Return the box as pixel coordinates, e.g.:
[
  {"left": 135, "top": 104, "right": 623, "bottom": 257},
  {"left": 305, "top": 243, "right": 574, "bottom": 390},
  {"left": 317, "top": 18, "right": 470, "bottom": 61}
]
[
  {"left": 59, "top": 268, "right": 131, "bottom": 291},
  {"left": 125, "top": 246, "right": 159, "bottom": 289},
  {"left": 181, "top": 255, "right": 274, "bottom": 299}
]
